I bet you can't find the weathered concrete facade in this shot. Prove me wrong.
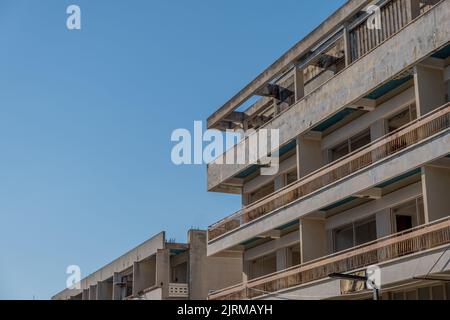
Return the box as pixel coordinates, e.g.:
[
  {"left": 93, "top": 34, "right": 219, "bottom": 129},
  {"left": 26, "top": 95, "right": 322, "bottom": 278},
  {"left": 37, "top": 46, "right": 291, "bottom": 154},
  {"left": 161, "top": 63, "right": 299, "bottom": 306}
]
[
  {"left": 52, "top": 230, "right": 242, "bottom": 300},
  {"left": 206, "top": 0, "right": 450, "bottom": 300}
]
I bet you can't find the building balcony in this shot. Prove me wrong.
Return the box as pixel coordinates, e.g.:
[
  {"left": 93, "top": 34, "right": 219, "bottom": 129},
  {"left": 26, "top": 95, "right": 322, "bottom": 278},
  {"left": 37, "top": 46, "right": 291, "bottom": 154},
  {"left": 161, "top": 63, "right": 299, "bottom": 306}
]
[
  {"left": 208, "top": 103, "right": 450, "bottom": 247},
  {"left": 209, "top": 216, "right": 450, "bottom": 300},
  {"left": 207, "top": 0, "right": 449, "bottom": 192}
]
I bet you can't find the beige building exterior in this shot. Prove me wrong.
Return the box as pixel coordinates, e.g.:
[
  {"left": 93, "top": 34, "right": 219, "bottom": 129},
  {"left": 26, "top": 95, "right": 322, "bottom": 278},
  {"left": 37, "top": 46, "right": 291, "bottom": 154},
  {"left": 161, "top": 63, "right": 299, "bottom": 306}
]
[
  {"left": 206, "top": 0, "right": 450, "bottom": 300},
  {"left": 52, "top": 230, "right": 242, "bottom": 300}
]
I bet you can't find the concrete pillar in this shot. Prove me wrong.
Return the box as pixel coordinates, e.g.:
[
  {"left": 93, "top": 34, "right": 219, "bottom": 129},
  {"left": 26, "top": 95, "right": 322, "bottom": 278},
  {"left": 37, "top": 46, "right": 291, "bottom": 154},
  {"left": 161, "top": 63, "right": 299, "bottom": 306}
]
[
  {"left": 294, "top": 67, "right": 305, "bottom": 102},
  {"left": 414, "top": 64, "right": 446, "bottom": 116},
  {"left": 421, "top": 165, "right": 450, "bottom": 222},
  {"left": 297, "top": 132, "right": 323, "bottom": 178},
  {"left": 97, "top": 281, "right": 113, "bottom": 300},
  {"left": 376, "top": 208, "right": 393, "bottom": 238},
  {"left": 156, "top": 249, "right": 170, "bottom": 299},
  {"left": 112, "top": 272, "right": 122, "bottom": 300},
  {"left": 188, "top": 229, "right": 243, "bottom": 300},
  {"left": 88, "top": 285, "right": 97, "bottom": 300},
  {"left": 300, "top": 218, "right": 327, "bottom": 263},
  {"left": 82, "top": 288, "right": 90, "bottom": 301},
  {"left": 343, "top": 23, "right": 352, "bottom": 67}
]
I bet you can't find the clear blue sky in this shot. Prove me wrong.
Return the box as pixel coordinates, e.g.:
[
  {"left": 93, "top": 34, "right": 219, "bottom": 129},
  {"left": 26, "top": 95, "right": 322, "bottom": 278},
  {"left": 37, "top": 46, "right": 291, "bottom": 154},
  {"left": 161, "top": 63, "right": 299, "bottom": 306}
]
[{"left": 0, "top": 0, "right": 346, "bottom": 299}]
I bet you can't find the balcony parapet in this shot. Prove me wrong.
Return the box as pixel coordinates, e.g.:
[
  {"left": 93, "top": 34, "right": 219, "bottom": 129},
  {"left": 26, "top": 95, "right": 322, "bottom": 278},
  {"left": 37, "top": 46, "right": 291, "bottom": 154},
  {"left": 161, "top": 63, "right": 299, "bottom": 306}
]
[
  {"left": 208, "top": 103, "right": 450, "bottom": 242},
  {"left": 168, "top": 283, "right": 189, "bottom": 298},
  {"left": 209, "top": 216, "right": 450, "bottom": 300}
]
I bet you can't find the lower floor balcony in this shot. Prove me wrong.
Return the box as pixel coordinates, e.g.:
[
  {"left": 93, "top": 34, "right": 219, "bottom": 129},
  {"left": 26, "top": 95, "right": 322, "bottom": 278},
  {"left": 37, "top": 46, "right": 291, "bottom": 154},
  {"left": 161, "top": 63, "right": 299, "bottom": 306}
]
[{"left": 209, "top": 216, "right": 450, "bottom": 300}]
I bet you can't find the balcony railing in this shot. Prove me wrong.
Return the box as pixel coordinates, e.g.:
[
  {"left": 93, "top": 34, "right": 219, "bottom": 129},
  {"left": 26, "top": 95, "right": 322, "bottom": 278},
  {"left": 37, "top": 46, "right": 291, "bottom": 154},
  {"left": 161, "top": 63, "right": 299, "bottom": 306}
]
[
  {"left": 168, "top": 283, "right": 189, "bottom": 298},
  {"left": 209, "top": 216, "right": 450, "bottom": 300},
  {"left": 208, "top": 103, "right": 450, "bottom": 242}
]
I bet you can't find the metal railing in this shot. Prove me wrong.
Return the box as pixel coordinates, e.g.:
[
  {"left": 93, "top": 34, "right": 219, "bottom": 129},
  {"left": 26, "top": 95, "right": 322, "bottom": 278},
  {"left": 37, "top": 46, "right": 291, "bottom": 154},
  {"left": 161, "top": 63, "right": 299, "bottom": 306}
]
[
  {"left": 208, "top": 103, "right": 450, "bottom": 241},
  {"left": 209, "top": 216, "right": 450, "bottom": 300}
]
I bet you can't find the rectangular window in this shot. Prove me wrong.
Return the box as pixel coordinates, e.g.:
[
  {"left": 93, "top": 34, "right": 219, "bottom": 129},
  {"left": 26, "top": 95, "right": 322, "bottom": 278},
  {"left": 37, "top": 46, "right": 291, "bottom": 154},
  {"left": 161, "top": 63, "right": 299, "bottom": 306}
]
[
  {"left": 387, "top": 104, "right": 417, "bottom": 133},
  {"left": 392, "top": 197, "right": 425, "bottom": 233},
  {"left": 354, "top": 218, "right": 377, "bottom": 246},
  {"left": 350, "top": 129, "right": 372, "bottom": 152},
  {"left": 250, "top": 253, "right": 277, "bottom": 280},
  {"left": 334, "top": 217, "right": 377, "bottom": 252},
  {"left": 330, "top": 129, "right": 371, "bottom": 162}
]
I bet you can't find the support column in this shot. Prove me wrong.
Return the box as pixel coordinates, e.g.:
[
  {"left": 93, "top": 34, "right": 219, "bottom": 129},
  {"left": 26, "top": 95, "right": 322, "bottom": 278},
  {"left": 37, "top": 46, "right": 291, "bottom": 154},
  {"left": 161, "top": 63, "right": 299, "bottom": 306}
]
[
  {"left": 294, "top": 66, "right": 305, "bottom": 102},
  {"left": 421, "top": 165, "right": 450, "bottom": 222},
  {"left": 296, "top": 132, "right": 323, "bottom": 179},
  {"left": 112, "top": 273, "right": 122, "bottom": 300},
  {"left": 343, "top": 23, "right": 352, "bottom": 67},
  {"left": 156, "top": 249, "right": 170, "bottom": 299},
  {"left": 414, "top": 64, "right": 446, "bottom": 116},
  {"left": 299, "top": 218, "right": 327, "bottom": 263}
]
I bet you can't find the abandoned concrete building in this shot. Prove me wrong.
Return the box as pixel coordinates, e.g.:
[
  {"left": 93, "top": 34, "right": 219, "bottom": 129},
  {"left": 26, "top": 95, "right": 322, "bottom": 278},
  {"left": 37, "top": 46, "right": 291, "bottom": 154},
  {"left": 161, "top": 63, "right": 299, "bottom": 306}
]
[
  {"left": 52, "top": 230, "right": 242, "bottom": 300},
  {"left": 206, "top": 0, "right": 450, "bottom": 300}
]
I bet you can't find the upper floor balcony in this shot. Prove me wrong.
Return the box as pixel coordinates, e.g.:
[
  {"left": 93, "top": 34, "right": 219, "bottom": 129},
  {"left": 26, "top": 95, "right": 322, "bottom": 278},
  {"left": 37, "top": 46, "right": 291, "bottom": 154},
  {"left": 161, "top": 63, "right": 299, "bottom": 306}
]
[
  {"left": 208, "top": 103, "right": 450, "bottom": 246},
  {"left": 207, "top": 0, "right": 448, "bottom": 193}
]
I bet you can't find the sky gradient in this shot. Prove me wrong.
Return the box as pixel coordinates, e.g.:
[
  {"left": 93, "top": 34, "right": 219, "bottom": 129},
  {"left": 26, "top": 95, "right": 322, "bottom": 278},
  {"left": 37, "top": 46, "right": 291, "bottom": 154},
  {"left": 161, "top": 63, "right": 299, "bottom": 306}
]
[{"left": 0, "top": 0, "right": 346, "bottom": 299}]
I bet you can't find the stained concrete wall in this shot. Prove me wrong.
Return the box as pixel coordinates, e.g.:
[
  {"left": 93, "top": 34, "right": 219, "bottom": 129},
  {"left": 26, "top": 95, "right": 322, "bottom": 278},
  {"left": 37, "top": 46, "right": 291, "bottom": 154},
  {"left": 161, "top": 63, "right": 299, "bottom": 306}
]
[
  {"left": 415, "top": 64, "right": 446, "bottom": 116},
  {"left": 133, "top": 257, "right": 156, "bottom": 296},
  {"left": 188, "top": 230, "right": 242, "bottom": 300}
]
